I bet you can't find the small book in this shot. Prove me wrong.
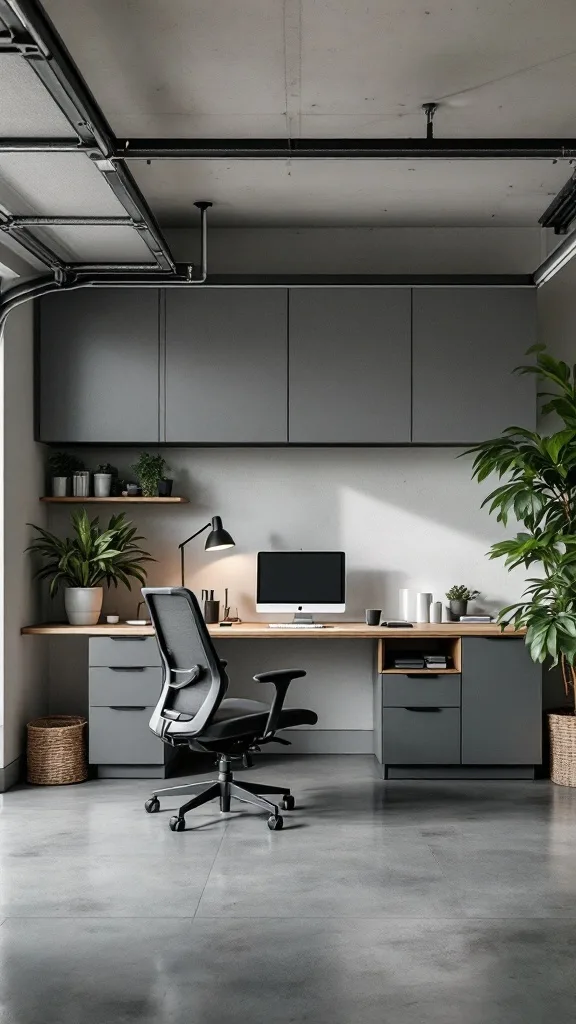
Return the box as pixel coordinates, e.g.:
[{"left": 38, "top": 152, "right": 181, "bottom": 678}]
[{"left": 459, "top": 615, "right": 493, "bottom": 623}]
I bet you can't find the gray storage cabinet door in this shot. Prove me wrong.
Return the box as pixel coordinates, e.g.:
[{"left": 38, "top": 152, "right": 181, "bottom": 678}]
[
  {"left": 461, "top": 638, "right": 542, "bottom": 765},
  {"left": 288, "top": 288, "right": 411, "bottom": 443},
  {"left": 165, "top": 289, "right": 287, "bottom": 442},
  {"left": 412, "top": 288, "right": 536, "bottom": 443},
  {"left": 383, "top": 707, "right": 461, "bottom": 764},
  {"left": 38, "top": 289, "right": 160, "bottom": 443}
]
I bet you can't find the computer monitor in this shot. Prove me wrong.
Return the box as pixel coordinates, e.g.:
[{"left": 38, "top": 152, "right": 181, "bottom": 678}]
[{"left": 256, "top": 551, "right": 346, "bottom": 622}]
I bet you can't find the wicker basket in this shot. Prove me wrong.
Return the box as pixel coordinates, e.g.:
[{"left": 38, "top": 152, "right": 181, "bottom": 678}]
[
  {"left": 549, "top": 712, "right": 576, "bottom": 787},
  {"left": 27, "top": 715, "right": 87, "bottom": 785}
]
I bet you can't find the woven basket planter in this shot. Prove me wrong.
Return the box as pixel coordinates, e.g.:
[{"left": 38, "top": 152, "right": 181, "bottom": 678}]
[
  {"left": 549, "top": 712, "right": 576, "bottom": 787},
  {"left": 27, "top": 715, "right": 87, "bottom": 785}
]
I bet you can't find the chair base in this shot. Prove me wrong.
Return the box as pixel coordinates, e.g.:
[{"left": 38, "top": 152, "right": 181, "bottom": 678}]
[{"left": 145, "top": 754, "right": 293, "bottom": 830}]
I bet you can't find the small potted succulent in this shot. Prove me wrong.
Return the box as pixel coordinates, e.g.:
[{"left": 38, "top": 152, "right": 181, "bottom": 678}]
[
  {"left": 131, "top": 452, "right": 171, "bottom": 497},
  {"left": 48, "top": 451, "right": 85, "bottom": 497},
  {"left": 446, "top": 585, "right": 480, "bottom": 620},
  {"left": 93, "top": 463, "right": 117, "bottom": 499},
  {"left": 26, "top": 509, "right": 153, "bottom": 625}
]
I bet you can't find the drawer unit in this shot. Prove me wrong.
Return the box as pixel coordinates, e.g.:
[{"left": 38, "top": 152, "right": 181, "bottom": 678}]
[
  {"left": 89, "top": 636, "right": 161, "bottom": 668},
  {"left": 89, "top": 667, "right": 163, "bottom": 707},
  {"left": 382, "top": 707, "right": 461, "bottom": 765},
  {"left": 382, "top": 674, "right": 461, "bottom": 708},
  {"left": 89, "top": 706, "right": 163, "bottom": 765}
]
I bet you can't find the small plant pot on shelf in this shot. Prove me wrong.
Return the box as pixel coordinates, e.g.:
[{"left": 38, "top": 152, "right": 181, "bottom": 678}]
[
  {"left": 549, "top": 712, "right": 576, "bottom": 786},
  {"left": 64, "top": 586, "right": 103, "bottom": 626},
  {"left": 93, "top": 473, "right": 112, "bottom": 498},
  {"left": 51, "top": 476, "right": 69, "bottom": 497},
  {"left": 449, "top": 599, "right": 468, "bottom": 620},
  {"left": 157, "top": 478, "right": 173, "bottom": 497}
]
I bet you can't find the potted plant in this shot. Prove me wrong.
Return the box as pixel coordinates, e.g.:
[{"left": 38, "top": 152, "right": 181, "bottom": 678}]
[
  {"left": 26, "top": 509, "right": 153, "bottom": 625},
  {"left": 93, "top": 463, "right": 117, "bottom": 499},
  {"left": 47, "top": 451, "right": 85, "bottom": 497},
  {"left": 445, "top": 585, "right": 480, "bottom": 620},
  {"left": 466, "top": 344, "right": 576, "bottom": 785},
  {"left": 131, "top": 452, "right": 170, "bottom": 497}
]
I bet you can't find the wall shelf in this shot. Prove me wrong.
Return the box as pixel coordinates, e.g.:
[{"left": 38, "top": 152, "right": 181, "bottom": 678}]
[{"left": 40, "top": 496, "right": 189, "bottom": 504}]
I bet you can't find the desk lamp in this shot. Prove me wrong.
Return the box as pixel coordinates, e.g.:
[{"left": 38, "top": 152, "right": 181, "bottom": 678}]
[{"left": 178, "top": 516, "right": 235, "bottom": 586}]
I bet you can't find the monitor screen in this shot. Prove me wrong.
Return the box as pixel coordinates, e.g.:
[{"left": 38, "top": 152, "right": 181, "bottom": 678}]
[{"left": 257, "top": 551, "right": 346, "bottom": 606}]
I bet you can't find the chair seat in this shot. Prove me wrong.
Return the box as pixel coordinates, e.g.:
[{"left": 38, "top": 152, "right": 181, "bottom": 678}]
[{"left": 200, "top": 697, "right": 318, "bottom": 742}]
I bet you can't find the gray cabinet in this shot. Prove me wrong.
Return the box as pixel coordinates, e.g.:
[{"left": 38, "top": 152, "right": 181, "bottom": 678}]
[
  {"left": 38, "top": 289, "right": 161, "bottom": 443},
  {"left": 461, "top": 638, "right": 542, "bottom": 765},
  {"left": 88, "top": 636, "right": 168, "bottom": 778},
  {"left": 412, "top": 288, "right": 536, "bottom": 443},
  {"left": 383, "top": 707, "right": 461, "bottom": 765},
  {"left": 165, "top": 289, "right": 288, "bottom": 443},
  {"left": 288, "top": 289, "right": 411, "bottom": 443}
]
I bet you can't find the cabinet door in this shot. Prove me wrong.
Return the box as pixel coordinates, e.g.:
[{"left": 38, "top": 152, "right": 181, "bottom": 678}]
[
  {"left": 38, "top": 289, "right": 161, "bottom": 443},
  {"left": 383, "top": 707, "right": 461, "bottom": 764},
  {"left": 461, "top": 638, "right": 542, "bottom": 765},
  {"left": 288, "top": 289, "right": 411, "bottom": 443},
  {"left": 412, "top": 288, "right": 536, "bottom": 443},
  {"left": 165, "top": 289, "right": 287, "bottom": 443}
]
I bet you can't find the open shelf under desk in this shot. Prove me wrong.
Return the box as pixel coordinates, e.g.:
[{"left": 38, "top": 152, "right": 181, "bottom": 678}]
[{"left": 378, "top": 636, "right": 462, "bottom": 674}]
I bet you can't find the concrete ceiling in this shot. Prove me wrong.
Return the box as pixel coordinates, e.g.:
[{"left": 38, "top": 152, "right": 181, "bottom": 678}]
[{"left": 1, "top": 0, "right": 576, "bottom": 263}]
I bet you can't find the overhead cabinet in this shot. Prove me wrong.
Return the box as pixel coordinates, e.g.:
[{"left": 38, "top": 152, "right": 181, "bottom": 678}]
[
  {"left": 36, "top": 285, "right": 537, "bottom": 446},
  {"left": 165, "top": 289, "right": 288, "bottom": 443},
  {"left": 38, "top": 289, "right": 161, "bottom": 444},
  {"left": 412, "top": 288, "right": 537, "bottom": 444},
  {"left": 288, "top": 288, "right": 412, "bottom": 443}
]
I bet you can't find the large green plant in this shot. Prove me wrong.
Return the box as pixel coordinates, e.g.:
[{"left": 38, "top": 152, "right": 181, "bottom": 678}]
[
  {"left": 27, "top": 509, "right": 154, "bottom": 595},
  {"left": 466, "top": 345, "right": 576, "bottom": 708}
]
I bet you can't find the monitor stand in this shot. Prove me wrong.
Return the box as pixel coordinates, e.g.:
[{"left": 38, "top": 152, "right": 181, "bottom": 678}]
[{"left": 292, "top": 613, "right": 315, "bottom": 625}]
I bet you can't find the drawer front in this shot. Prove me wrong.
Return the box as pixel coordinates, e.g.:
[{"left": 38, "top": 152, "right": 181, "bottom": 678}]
[
  {"left": 89, "top": 706, "right": 163, "bottom": 764},
  {"left": 382, "top": 674, "right": 461, "bottom": 707},
  {"left": 89, "top": 636, "right": 161, "bottom": 667},
  {"left": 383, "top": 707, "right": 461, "bottom": 765},
  {"left": 89, "top": 667, "right": 163, "bottom": 707}
]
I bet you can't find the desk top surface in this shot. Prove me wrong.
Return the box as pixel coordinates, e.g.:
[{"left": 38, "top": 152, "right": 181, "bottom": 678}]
[{"left": 21, "top": 621, "right": 524, "bottom": 639}]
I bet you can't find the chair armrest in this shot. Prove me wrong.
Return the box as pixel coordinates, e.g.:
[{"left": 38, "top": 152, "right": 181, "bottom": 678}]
[{"left": 253, "top": 668, "right": 306, "bottom": 737}]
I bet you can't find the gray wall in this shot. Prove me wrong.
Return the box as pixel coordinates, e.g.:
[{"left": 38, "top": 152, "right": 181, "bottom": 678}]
[{"left": 1, "top": 303, "right": 48, "bottom": 785}]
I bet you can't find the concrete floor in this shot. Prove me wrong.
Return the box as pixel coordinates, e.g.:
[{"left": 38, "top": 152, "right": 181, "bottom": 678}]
[{"left": 1, "top": 754, "right": 576, "bottom": 1023}]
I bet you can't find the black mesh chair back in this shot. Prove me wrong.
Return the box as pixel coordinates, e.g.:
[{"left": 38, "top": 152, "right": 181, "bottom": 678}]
[{"left": 143, "top": 587, "right": 228, "bottom": 738}]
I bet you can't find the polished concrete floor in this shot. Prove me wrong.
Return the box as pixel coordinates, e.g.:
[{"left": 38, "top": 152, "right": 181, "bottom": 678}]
[{"left": 1, "top": 754, "right": 576, "bottom": 1022}]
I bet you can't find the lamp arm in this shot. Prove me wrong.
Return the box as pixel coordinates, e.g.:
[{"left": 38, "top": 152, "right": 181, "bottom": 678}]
[{"left": 178, "top": 523, "right": 211, "bottom": 587}]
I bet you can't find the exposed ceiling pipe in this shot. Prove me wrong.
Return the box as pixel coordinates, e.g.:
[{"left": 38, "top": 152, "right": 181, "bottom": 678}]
[{"left": 533, "top": 228, "right": 576, "bottom": 286}]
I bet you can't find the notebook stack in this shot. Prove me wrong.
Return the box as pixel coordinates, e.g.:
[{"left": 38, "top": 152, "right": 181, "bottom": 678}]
[
  {"left": 393, "top": 655, "right": 425, "bottom": 669},
  {"left": 424, "top": 654, "right": 449, "bottom": 670}
]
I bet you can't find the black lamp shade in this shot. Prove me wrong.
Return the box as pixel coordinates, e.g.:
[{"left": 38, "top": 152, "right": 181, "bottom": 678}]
[{"left": 205, "top": 516, "right": 235, "bottom": 551}]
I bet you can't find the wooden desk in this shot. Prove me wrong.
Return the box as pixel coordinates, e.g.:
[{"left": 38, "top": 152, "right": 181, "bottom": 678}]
[{"left": 22, "top": 621, "right": 522, "bottom": 639}]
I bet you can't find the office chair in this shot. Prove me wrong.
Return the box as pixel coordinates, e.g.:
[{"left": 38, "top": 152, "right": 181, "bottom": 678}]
[{"left": 141, "top": 587, "right": 318, "bottom": 831}]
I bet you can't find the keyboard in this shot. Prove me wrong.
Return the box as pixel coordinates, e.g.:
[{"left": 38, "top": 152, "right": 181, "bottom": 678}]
[{"left": 268, "top": 623, "right": 326, "bottom": 630}]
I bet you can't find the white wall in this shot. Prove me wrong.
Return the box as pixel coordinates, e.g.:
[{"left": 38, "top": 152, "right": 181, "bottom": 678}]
[{"left": 0, "top": 302, "right": 48, "bottom": 784}]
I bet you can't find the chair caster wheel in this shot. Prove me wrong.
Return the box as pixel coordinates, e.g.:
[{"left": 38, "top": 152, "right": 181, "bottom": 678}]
[
  {"left": 169, "top": 816, "right": 185, "bottom": 832},
  {"left": 267, "top": 814, "right": 284, "bottom": 831},
  {"left": 145, "top": 797, "right": 160, "bottom": 814},
  {"left": 282, "top": 795, "right": 295, "bottom": 811}
]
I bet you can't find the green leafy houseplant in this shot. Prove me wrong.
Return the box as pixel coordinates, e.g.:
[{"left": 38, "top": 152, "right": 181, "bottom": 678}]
[
  {"left": 466, "top": 344, "right": 576, "bottom": 712},
  {"left": 48, "top": 451, "right": 85, "bottom": 477},
  {"left": 27, "top": 509, "right": 153, "bottom": 595},
  {"left": 131, "top": 453, "right": 169, "bottom": 497},
  {"left": 446, "top": 586, "right": 480, "bottom": 602}
]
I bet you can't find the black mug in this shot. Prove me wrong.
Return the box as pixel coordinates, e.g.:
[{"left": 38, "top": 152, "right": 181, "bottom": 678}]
[
  {"left": 365, "top": 609, "right": 381, "bottom": 626},
  {"left": 204, "top": 600, "right": 220, "bottom": 624}
]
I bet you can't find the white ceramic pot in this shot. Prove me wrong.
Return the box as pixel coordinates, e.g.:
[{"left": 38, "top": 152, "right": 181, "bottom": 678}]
[
  {"left": 51, "top": 476, "right": 69, "bottom": 497},
  {"left": 64, "top": 587, "right": 103, "bottom": 626},
  {"left": 93, "top": 473, "right": 112, "bottom": 498}
]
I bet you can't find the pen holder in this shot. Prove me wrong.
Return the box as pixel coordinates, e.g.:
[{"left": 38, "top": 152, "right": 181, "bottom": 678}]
[{"left": 204, "top": 600, "right": 220, "bottom": 624}]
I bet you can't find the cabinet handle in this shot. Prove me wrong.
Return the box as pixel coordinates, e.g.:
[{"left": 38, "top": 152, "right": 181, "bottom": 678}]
[
  {"left": 109, "top": 666, "right": 145, "bottom": 672},
  {"left": 110, "top": 705, "right": 147, "bottom": 711},
  {"left": 405, "top": 673, "right": 440, "bottom": 678},
  {"left": 110, "top": 637, "right": 147, "bottom": 642},
  {"left": 404, "top": 706, "right": 441, "bottom": 712}
]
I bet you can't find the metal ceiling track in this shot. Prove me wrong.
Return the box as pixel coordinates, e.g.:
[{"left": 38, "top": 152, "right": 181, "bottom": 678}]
[{"left": 0, "top": 0, "right": 176, "bottom": 272}]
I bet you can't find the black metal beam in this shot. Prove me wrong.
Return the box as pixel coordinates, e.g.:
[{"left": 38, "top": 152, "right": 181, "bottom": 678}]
[
  {"left": 117, "top": 138, "right": 576, "bottom": 160},
  {"left": 0, "top": 209, "right": 65, "bottom": 269},
  {"left": 9, "top": 215, "right": 134, "bottom": 226},
  {"left": 539, "top": 172, "right": 576, "bottom": 234},
  {"left": 0, "top": 139, "right": 91, "bottom": 153},
  {"left": 0, "top": 0, "right": 176, "bottom": 271}
]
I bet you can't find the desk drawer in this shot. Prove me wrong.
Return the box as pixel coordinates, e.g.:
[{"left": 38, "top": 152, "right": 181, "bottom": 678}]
[
  {"left": 383, "top": 707, "right": 460, "bottom": 765},
  {"left": 89, "top": 636, "right": 160, "bottom": 667},
  {"left": 382, "top": 674, "right": 461, "bottom": 707},
  {"left": 89, "top": 706, "right": 163, "bottom": 765},
  {"left": 89, "top": 667, "right": 163, "bottom": 707}
]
